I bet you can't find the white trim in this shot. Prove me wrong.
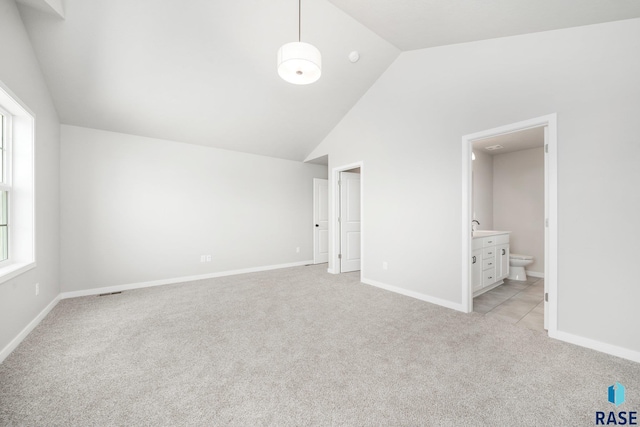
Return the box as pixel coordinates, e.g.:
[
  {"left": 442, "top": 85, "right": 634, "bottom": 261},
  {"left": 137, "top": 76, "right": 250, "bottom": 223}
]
[
  {"left": 0, "top": 80, "right": 36, "bottom": 278},
  {"left": 461, "top": 130, "right": 472, "bottom": 313},
  {"left": 330, "top": 161, "right": 364, "bottom": 276},
  {"left": 525, "top": 270, "right": 544, "bottom": 278},
  {"left": 550, "top": 330, "right": 640, "bottom": 364},
  {"left": 362, "top": 277, "right": 466, "bottom": 312},
  {"left": 312, "top": 178, "right": 329, "bottom": 265},
  {"left": 60, "top": 260, "right": 313, "bottom": 299},
  {"left": 0, "top": 294, "right": 60, "bottom": 364},
  {"left": 545, "top": 116, "right": 558, "bottom": 334},
  {"left": 461, "top": 114, "right": 558, "bottom": 338}
]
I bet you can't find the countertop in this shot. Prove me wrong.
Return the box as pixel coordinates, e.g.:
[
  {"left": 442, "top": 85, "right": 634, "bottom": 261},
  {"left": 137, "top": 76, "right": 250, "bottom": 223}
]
[{"left": 472, "top": 230, "right": 511, "bottom": 238}]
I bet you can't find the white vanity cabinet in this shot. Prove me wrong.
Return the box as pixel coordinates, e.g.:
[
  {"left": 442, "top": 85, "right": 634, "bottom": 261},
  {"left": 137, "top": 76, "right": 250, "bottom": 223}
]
[
  {"left": 472, "top": 232, "right": 510, "bottom": 296},
  {"left": 496, "top": 243, "right": 510, "bottom": 281}
]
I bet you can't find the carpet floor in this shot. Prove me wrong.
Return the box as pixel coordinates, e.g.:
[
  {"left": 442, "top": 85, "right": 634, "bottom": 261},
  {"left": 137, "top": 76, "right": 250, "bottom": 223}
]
[{"left": 1, "top": 265, "right": 638, "bottom": 426}]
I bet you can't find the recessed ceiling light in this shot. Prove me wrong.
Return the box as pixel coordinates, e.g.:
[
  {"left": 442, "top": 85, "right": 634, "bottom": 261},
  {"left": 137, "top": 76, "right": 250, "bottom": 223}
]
[{"left": 485, "top": 144, "right": 504, "bottom": 151}]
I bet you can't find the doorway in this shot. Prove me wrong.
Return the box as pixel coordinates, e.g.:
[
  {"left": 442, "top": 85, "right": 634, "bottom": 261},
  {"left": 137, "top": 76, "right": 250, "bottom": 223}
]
[
  {"left": 331, "top": 163, "right": 363, "bottom": 274},
  {"left": 461, "top": 115, "right": 557, "bottom": 336},
  {"left": 313, "top": 178, "right": 329, "bottom": 264}
]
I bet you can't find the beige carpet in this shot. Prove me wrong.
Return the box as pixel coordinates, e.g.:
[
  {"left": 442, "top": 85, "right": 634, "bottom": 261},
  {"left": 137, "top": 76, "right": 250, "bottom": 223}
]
[{"left": 1, "top": 265, "right": 638, "bottom": 426}]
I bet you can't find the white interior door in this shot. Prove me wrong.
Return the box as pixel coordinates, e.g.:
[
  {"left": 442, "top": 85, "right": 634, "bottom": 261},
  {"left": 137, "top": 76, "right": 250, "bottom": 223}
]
[
  {"left": 313, "top": 178, "right": 329, "bottom": 264},
  {"left": 340, "top": 172, "right": 361, "bottom": 272},
  {"left": 543, "top": 126, "right": 549, "bottom": 330}
]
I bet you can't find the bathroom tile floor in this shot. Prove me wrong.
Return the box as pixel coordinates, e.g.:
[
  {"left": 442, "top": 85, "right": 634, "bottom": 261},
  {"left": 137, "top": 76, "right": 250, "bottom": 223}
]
[{"left": 473, "top": 277, "right": 546, "bottom": 332}]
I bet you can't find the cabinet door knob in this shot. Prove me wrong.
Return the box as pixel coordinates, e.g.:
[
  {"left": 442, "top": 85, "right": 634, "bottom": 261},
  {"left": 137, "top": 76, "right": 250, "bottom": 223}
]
[
  {"left": 472, "top": 256, "right": 476, "bottom": 263},
  {"left": 502, "top": 249, "right": 506, "bottom": 255}
]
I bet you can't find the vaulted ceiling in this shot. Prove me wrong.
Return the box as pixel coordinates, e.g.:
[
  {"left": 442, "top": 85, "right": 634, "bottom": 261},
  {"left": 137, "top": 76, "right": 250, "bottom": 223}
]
[
  {"left": 17, "top": 0, "right": 640, "bottom": 161},
  {"left": 327, "top": 0, "right": 640, "bottom": 51}
]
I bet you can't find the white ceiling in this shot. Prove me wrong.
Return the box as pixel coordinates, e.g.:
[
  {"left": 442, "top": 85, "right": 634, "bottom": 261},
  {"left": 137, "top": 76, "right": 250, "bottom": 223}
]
[
  {"left": 17, "top": 0, "right": 640, "bottom": 161},
  {"left": 17, "top": 0, "right": 399, "bottom": 161},
  {"left": 473, "top": 127, "right": 544, "bottom": 156},
  {"left": 327, "top": 0, "right": 640, "bottom": 51}
]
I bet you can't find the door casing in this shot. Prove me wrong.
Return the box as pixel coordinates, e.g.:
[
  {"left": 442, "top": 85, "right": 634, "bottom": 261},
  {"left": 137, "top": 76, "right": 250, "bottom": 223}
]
[{"left": 461, "top": 114, "right": 558, "bottom": 336}]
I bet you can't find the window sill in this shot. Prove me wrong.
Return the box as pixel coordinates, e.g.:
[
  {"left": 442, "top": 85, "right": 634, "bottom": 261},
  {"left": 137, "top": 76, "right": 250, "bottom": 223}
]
[{"left": 0, "top": 261, "right": 36, "bottom": 285}]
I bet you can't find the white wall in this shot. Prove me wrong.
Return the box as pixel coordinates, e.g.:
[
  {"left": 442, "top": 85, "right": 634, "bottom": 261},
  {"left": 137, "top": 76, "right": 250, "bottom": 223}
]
[
  {"left": 471, "top": 149, "right": 493, "bottom": 230},
  {"left": 61, "top": 125, "right": 327, "bottom": 292},
  {"left": 306, "top": 18, "right": 640, "bottom": 354},
  {"left": 0, "top": 0, "right": 60, "bottom": 354},
  {"left": 493, "top": 147, "right": 544, "bottom": 274}
]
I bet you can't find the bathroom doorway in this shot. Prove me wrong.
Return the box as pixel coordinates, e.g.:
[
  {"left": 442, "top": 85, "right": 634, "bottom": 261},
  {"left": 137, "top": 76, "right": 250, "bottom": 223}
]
[{"left": 461, "top": 115, "right": 558, "bottom": 336}]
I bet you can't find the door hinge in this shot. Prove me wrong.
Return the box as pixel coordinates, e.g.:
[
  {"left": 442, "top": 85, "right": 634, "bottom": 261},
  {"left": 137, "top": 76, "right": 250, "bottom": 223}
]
[
  {"left": 338, "top": 254, "right": 342, "bottom": 259},
  {"left": 545, "top": 144, "right": 549, "bottom": 153},
  {"left": 545, "top": 292, "right": 549, "bottom": 302},
  {"left": 545, "top": 218, "right": 549, "bottom": 227}
]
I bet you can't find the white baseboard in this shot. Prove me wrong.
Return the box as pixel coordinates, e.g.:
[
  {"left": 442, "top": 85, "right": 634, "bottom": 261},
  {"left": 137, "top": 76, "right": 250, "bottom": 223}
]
[
  {"left": 0, "top": 295, "right": 60, "bottom": 364},
  {"left": 361, "top": 277, "right": 466, "bottom": 312},
  {"left": 60, "top": 260, "right": 313, "bottom": 299},
  {"left": 550, "top": 330, "right": 640, "bottom": 364},
  {"left": 526, "top": 270, "right": 544, "bottom": 278}
]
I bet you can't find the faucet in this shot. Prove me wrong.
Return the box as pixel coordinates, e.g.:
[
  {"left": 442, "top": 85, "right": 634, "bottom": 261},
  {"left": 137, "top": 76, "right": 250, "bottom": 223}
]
[{"left": 472, "top": 220, "right": 480, "bottom": 233}]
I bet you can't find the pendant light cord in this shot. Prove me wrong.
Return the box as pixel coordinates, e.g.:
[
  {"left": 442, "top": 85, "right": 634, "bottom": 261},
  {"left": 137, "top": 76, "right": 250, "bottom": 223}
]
[{"left": 298, "top": 0, "right": 301, "bottom": 42}]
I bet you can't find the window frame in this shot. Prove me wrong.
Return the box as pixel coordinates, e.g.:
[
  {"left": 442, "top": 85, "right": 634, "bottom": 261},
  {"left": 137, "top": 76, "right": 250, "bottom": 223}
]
[
  {"left": 0, "top": 106, "right": 11, "bottom": 266},
  {"left": 0, "top": 81, "right": 36, "bottom": 284}
]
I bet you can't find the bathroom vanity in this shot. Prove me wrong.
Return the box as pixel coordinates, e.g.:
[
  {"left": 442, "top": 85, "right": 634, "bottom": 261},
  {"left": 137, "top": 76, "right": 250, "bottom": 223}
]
[{"left": 472, "top": 231, "right": 510, "bottom": 296}]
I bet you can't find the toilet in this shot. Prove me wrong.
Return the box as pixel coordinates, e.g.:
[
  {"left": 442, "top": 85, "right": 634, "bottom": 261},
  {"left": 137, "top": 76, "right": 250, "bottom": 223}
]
[{"left": 508, "top": 254, "right": 534, "bottom": 281}]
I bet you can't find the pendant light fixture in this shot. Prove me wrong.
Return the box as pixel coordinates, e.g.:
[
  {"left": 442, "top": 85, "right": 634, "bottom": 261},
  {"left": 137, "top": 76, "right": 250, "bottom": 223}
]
[{"left": 277, "top": 0, "right": 321, "bottom": 85}]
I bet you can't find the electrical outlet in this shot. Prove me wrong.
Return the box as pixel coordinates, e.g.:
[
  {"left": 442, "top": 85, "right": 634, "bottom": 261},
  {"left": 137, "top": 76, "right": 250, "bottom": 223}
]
[
  {"left": 296, "top": 247, "right": 300, "bottom": 253},
  {"left": 200, "top": 255, "right": 206, "bottom": 262},
  {"left": 35, "top": 283, "right": 39, "bottom": 296},
  {"left": 383, "top": 262, "right": 388, "bottom": 270},
  {"left": 206, "top": 255, "right": 211, "bottom": 262}
]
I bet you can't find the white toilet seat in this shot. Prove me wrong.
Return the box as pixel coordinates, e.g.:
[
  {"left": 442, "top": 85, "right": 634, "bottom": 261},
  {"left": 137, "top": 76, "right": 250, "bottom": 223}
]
[{"left": 510, "top": 253, "right": 533, "bottom": 260}]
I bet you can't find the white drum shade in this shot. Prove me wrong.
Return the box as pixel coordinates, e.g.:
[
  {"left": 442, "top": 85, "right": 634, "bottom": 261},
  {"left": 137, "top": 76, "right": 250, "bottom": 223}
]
[{"left": 277, "top": 42, "right": 321, "bottom": 85}]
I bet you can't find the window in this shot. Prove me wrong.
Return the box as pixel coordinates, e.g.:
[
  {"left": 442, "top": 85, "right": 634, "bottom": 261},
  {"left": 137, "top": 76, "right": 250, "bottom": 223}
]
[
  {"left": 0, "top": 108, "right": 10, "bottom": 262},
  {"left": 0, "top": 82, "right": 35, "bottom": 283}
]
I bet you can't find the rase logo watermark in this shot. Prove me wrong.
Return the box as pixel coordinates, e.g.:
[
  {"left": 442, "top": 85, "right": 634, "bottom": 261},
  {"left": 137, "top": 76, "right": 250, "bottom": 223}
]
[
  {"left": 610, "top": 383, "right": 627, "bottom": 407},
  {"left": 596, "top": 382, "right": 637, "bottom": 425}
]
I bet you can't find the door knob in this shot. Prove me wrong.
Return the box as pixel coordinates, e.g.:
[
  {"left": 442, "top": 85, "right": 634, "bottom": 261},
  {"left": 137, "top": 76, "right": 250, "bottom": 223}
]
[{"left": 315, "top": 224, "right": 319, "bottom": 227}]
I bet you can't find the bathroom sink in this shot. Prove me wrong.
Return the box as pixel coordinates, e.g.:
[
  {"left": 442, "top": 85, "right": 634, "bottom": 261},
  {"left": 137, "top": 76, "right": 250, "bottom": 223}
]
[{"left": 472, "top": 230, "right": 509, "bottom": 238}]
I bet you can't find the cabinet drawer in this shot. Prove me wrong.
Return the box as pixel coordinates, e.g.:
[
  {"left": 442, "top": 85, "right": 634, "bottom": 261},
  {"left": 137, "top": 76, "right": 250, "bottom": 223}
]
[
  {"left": 482, "top": 236, "right": 497, "bottom": 247},
  {"left": 482, "top": 233, "right": 509, "bottom": 247},
  {"left": 482, "top": 258, "right": 496, "bottom": 270},
  {"left": 482, "top": 247, "right": 496, "bottom": 259},
  {"left": 483, "top": 268, "right": 496, "bottom": 286}
]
